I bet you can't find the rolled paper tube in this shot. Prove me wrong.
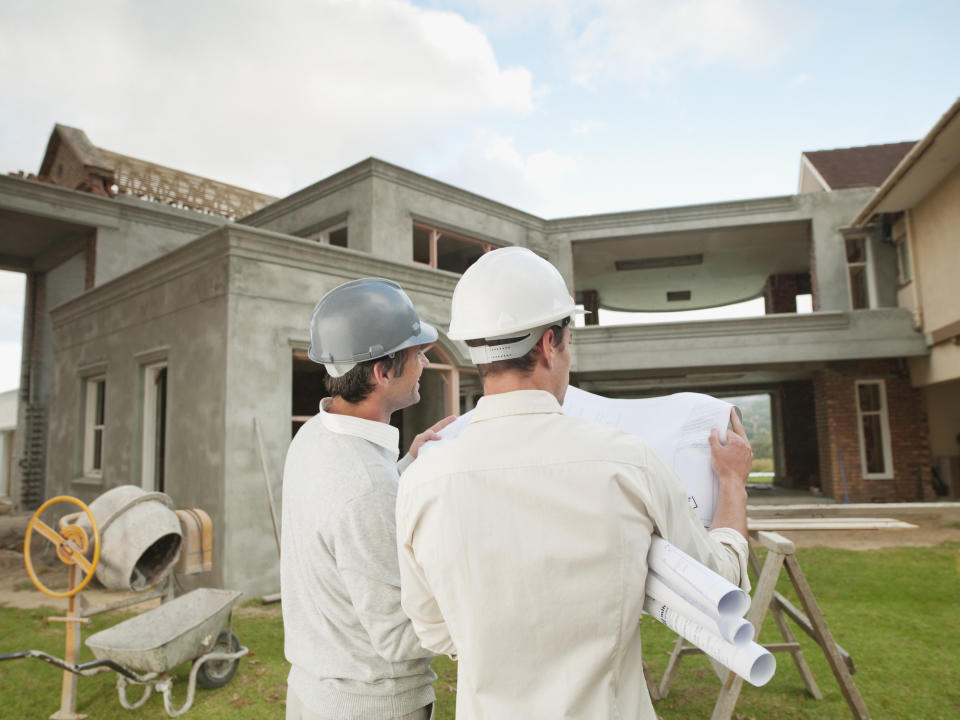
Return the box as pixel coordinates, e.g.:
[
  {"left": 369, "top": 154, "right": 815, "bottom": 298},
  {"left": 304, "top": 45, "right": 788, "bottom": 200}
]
[
  {"left": 645, "top": 572, "right": 755, "bottom": 646},
  {"left": 644, "top": 595, "right": 776, "bottom": 687},
  {"left": 649, "top": 536, "right": 750, "bottom": 618}
]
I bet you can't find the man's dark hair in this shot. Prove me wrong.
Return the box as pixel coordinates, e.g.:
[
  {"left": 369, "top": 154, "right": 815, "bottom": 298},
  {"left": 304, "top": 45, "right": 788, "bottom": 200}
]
[
  {"left": 469, "top": 319, "right": 568, "bottom": 380},
  {"left": 324, "top": 350, "right": 408, "bottom": 403}
]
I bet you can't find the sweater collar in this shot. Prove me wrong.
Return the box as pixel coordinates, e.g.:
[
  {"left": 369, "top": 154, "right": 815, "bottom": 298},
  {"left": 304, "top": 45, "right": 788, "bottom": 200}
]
[
  {"left": 319, "top": 397, "right": 400, "bottom": 458},
  {"left": 470, "top": 389, "right": 563, "bottom": 424}
]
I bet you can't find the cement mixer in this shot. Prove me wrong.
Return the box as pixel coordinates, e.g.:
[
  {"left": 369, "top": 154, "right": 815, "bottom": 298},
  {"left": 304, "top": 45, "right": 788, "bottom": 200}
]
[
  {"left": 0, "top": 486, "right": 247, "bottom": 718},
  {"left": 73, "top": 485, "right": 184, "bottom": 592}
]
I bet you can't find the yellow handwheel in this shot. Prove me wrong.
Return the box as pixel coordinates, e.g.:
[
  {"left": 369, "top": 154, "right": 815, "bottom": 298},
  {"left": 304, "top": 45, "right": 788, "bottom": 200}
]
[{"left": 24, "top": 495, "right": 100, "bottom": 598}]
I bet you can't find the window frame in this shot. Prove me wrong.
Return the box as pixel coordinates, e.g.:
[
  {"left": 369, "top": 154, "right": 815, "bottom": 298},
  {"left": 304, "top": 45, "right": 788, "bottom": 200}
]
[
  {"left": 844, "top": 234, "right": 872, "bottom": 310},
  {"left": 854, "top": 379, "right": 894, "bottom": 479},
  {"left": 82, "top": 375, "right": 106, "bottom": 478},
  {"left": 141, "top": 360, "right": 168, "bottom": 491},
  {"left": 295, "top": 214, "right": 349, "bottom": 248},
  {"left": 412, "top": 221, "right": 498, "bottom": 273}
]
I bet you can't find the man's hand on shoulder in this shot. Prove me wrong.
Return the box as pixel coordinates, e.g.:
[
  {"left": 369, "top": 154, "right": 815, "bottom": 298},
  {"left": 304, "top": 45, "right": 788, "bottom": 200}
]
[{"left": 408, "top": 415, "right": 458, "bottom": 459}]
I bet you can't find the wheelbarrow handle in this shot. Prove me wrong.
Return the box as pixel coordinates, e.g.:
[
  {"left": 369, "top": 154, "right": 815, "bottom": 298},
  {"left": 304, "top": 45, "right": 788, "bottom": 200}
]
[{"left": 0, "top": 649, "right": 154, "bottom": 682}]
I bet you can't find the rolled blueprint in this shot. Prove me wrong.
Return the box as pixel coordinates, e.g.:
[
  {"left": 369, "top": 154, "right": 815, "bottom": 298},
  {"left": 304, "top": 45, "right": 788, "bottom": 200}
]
[
  {"left": 645, "top": 571, "right": 755, "bottom": 646},
  {"left": 644, "top": 596, "right": 775, "bottom": 687},
  {"left": 648, "top": 536, "right": 750, "bottom": 618}
]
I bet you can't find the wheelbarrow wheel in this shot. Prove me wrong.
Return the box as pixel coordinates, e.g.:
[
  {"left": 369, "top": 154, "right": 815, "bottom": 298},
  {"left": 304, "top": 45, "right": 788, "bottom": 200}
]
[{"left": 197, "top": 630, "right": 241, "bottom": 689}]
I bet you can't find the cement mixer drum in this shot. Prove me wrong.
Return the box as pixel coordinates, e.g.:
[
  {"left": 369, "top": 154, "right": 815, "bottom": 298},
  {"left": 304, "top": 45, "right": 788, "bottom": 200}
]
[{"left": 79, "top": 486, "right": 183, "bottom": 591}]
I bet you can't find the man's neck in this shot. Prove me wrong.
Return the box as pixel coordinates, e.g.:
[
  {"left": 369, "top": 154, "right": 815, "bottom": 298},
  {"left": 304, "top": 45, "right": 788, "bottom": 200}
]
[
  {"left": 482, "top": 370, "right": 566, "bottom": 404},
  {"left": 328, "top": 395, "right": 392, "bottom": 424}
]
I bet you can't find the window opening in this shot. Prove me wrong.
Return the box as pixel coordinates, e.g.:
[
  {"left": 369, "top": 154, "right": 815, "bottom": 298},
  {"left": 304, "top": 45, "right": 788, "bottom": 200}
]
[
  {"left": 142, "top": 363, "right": 168, "bottom": 491},
  {"left": 855, "top": 380, "right": 892, "bottom": 477},
  {"left": 292, "top": 350, "right": 327, "bottom": 438},
  {"left": 723, "top": 394, "right": 774, "bottom": 482},
  {"left": 412, "top": 222, "right": 498, "bottom": 274},
  {"left": 845, "top": 236, "right": 869, "bottom": 309},
  {"left": 329, "top": 227, "right": 348, "bottom": 247},
  {"left": 300, "top": 222, "right": 348, "bottom": 248},
  {"left": 83, "top": 376, "right": 106, "bottom": 476}
]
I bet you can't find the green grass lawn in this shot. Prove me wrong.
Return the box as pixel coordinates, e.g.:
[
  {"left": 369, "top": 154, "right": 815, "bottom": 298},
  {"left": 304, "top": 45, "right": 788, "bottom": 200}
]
[{"left": 2, "top": 543, "right": 958, "bottom": 719}]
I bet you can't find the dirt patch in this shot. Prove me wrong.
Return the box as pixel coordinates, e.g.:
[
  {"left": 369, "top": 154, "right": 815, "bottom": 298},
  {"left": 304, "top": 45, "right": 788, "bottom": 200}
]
[{"left": 783, "top": 513, "right": 960, "bottom": 550}]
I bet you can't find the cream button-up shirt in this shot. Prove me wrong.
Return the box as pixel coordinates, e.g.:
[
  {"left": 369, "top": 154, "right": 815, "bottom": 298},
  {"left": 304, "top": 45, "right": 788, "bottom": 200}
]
[{"left": 397, "top": 390, "right": 748, "bottom": 720}]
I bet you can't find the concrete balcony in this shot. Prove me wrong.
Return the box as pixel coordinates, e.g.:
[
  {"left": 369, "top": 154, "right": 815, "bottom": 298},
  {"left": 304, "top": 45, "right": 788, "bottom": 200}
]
[{"left": 571, "top": 308, "right": 927, "bottom": 374}]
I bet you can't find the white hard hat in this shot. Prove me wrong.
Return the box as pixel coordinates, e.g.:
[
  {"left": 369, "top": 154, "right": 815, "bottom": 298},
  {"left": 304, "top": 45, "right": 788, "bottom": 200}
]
[
  {"left": 448, "top": 246, "right": 578, "bottom": 364},
  {"left": 308, "top": 278, "right": 438, "bottom": 377}
]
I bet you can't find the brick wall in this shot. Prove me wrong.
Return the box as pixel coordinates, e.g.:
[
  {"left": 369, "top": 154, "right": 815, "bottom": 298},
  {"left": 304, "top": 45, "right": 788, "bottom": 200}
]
[
  {"left": 813, "top": 360, "right": 932, "bottom": 502},
  {"left": 765, "top": 273, "right": 812, "bottom": 314}
]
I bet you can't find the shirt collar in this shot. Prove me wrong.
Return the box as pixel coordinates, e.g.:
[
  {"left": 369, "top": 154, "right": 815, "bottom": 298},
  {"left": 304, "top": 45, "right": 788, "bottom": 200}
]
[
  {"left": 470, "top": 389, "right": 563, "bottom": 425},
  {"left": 319, "top": 397, "right": 400, "bottom": 458}
]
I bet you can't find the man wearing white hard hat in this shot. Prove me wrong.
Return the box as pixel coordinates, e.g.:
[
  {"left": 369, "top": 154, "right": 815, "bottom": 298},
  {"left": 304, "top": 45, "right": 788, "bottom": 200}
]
[
  {"left": 396, "top": 247, "right": 752, "bottom": 719},
  {"left": 282, "top": 278, "right": 453, "bottom": 720}
]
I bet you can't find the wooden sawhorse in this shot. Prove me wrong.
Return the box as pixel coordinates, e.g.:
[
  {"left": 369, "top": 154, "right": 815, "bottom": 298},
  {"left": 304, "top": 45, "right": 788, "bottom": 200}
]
[{"left": 651, "top": 530, "right": 871, "bottom": 719}]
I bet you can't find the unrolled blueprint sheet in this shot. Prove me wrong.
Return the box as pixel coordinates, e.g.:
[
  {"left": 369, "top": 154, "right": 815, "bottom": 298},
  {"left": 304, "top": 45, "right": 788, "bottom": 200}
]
[{"left": 433, "top": 385, "right": 734, "bottom": 526}]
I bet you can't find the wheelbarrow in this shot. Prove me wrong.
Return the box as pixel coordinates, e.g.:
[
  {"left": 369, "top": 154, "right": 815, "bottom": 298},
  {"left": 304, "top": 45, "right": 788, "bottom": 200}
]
[
  {"left": 3, "top": 588, "right": 248, "bottom": 717},
  {"left": 0, "top": 493, "right": 249, "bottom": 718}
]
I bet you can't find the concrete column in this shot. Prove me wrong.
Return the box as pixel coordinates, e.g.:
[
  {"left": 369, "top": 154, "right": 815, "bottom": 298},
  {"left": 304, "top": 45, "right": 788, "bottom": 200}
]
[{"left": 12, "top": 272, "right": 45, "bottom": 509}]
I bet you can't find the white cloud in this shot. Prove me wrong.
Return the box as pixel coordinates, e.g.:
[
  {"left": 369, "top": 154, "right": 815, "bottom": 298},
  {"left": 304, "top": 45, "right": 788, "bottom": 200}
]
[
  {"left": 791, "top": 72, "right": 810, "bottom": 87},
  {"left": 431, "top": 131, "right": 577, "bottom": 216},
  {"left": 452, "top": 0, "right": 789, "bottom": 88},
  {"left": 571, "top": 0, "right": 787, "bottom": 87},
  {"left": 0, "top": 0, "right": 535, "bottom": 196},
  {"left": 572, "top": 119, "right": 608, "bottom": 135}
]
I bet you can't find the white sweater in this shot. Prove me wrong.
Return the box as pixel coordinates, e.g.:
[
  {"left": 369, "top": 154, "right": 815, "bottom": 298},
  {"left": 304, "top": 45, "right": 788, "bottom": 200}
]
[{"left": 281, "top": 399, "right": 435, "bottom": 719}]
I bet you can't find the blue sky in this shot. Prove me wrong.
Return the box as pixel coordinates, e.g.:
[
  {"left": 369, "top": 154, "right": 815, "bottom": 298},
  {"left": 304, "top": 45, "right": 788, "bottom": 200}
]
[{"left": 1, "top": 0, "right": 959, "bottom": 391}]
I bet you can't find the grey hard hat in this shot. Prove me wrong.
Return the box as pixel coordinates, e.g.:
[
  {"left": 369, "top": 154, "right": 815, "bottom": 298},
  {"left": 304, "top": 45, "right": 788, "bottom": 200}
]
[{"left": 308, "top": 278, "right": 438, "bottom": 377}]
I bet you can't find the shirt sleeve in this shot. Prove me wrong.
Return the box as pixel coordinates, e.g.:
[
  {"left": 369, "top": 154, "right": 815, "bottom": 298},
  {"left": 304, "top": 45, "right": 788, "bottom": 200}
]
[
  {"left": 396, "top": 490, "right": 458, "bottom": 659},
  {"left": 397, "top": 453, "right": 414, "bottom": 475},
  {"left": 639, "top": 446, "right": 750, "bottom": 592},
  {"left": 333, "top": 490, "right": 433, "bottom": 662}
]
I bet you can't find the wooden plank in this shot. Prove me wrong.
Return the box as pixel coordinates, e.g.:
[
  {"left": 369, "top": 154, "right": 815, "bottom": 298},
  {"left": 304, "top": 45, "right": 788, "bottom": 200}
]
[
  {"left": 749, "top": 538, "right": 823, "bottom": 698},
  {"left": 749, "top": 518, "right": 916, "bottom": 531},
  {"left": 658, "top": 635, "right": 686, "bottom": 699},
  {"left": 752, "top": 530, "right": 796, "bottom": 554},
  {"left": 772, "top": 590, "right": 855, "bottom": 675},
  {"left": 642, "top": 660, "right": 660, "bottom": 701},
  {"left": 711, "top": 542, "right": 785, "bottom": 720}
]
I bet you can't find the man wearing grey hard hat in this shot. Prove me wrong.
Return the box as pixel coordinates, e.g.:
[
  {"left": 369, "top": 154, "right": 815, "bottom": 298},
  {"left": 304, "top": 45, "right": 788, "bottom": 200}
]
[{"left": 281, "top": 278, "right": 453, "bottom": 720}]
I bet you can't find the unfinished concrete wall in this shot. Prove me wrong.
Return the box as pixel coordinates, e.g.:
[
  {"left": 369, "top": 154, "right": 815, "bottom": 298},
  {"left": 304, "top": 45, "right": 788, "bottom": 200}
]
[
  {"left": 240, "top": 164, "right": 376, "bottom": 254},
  {"left": 367, "top": 162, "right": 548, "bottom": 265},
  {"left": 803, "top": 188, "right": 876, "bottom": 312},
  {"left": 243, "top": 159, "right": 553, "bottom": 269},
  {"left": 218, "top": 225, "right": 460, "bottom": 594},
  {"left": 93, "top": 196, "right": 224, "bottom": 285},
  {"left": 48, "top": 230, "right": 230, "bottom": 584}
]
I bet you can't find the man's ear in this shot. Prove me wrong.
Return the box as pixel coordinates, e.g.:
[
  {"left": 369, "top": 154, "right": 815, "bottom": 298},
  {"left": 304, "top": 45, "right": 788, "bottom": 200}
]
[
  {"left": 538, "top": 328, "right": 557, "bottom": 369},
  {"left": 371, "top": 359, "right": 393, "bottom": 386}
]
